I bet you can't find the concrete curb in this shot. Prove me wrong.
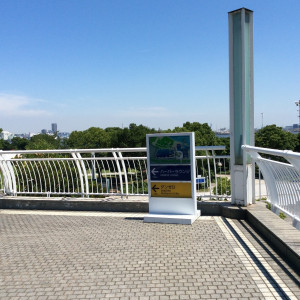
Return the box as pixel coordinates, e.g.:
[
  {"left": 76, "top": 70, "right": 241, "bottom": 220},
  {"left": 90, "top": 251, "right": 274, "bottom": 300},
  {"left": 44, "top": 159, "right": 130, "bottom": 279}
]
[
  {"left": 0, "top": 198, "right": 149, "bottom": 212},
  {"left": 246, "top": 202, "right": 300, "bottom": 274},
  {"left": 0, "top": 197, "right": 246, "bottom": 219}
]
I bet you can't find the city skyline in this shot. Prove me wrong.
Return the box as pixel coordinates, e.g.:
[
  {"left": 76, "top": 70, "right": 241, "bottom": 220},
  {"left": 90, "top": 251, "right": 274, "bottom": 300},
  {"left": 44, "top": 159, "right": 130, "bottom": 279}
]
[
  {"left": 1, "top": 120, "right": 299, "bottom": 139},
  {"left": 0, "top": 1, "right": 299, "bottom": 133}
]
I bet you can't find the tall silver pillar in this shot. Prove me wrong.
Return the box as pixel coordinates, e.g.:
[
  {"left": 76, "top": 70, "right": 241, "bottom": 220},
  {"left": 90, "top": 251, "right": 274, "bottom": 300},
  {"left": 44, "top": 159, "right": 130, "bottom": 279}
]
[{"left": 229, "top": 8, "right": 254, "bottom": 206}]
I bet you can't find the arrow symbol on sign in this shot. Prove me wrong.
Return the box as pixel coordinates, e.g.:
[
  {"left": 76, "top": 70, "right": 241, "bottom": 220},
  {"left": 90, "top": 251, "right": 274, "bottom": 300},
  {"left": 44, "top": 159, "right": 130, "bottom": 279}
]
[
  {"left": 152, "top": 184, "right": 159, "bottom": 193},
  {"left": 151, "top": 168, "right": 159, "bottom": 176}
]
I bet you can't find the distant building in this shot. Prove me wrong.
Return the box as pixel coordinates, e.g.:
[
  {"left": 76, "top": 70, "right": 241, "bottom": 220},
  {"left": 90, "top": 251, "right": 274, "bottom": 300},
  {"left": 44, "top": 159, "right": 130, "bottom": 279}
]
[
  {"left": 0, "top": 130, "right": 14, "bottom": 141},
  {"left": 284, "top": 126, "right": 293, "bottom": 131},
  {"left": 283, "top": 124, "right": 299, "bottom": 133},
  {"left": 214, "top": 128, "right": 230, "bottom": 138},
  {"left": 29, "top": 132, "right": 38, "bottom": 138},
  {"left": 51, "top": 123, "right": 58, "bottom": 133},
  {"left": 14, "top": 133, "right": 38, "bottom": 139},
  {"left": 57, "top": 132, "right": 70, "bottom": 139},
  {"left": 41, "top": 129, "right": 47, "bottom": 134}
]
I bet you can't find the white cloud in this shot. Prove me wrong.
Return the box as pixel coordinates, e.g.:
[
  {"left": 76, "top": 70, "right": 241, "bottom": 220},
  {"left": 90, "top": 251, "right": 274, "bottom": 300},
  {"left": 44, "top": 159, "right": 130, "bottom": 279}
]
[{"left": 0, "top": 93, "right": 51, "bottom": 117}]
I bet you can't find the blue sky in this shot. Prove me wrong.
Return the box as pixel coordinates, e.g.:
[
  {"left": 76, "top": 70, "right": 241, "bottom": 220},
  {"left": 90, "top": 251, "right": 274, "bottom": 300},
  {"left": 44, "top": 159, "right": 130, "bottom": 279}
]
[{"left": 0, "top": 0, "right": 299, "bottom": 133}]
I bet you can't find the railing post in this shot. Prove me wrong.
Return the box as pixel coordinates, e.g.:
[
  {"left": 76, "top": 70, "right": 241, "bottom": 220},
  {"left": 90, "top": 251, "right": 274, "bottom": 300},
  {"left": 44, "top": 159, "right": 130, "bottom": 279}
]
[
  {"left": 212, "top": 150, "right": 218, "bottom": 199},
  {"left": 205, "top": 150, "right": 212, "bottom": 199},
  {"left": 118, "top": 151, "right": 128, "bottom": 198},
  {"left": 0, "top": 153, "right": 16, "bottom": 195},
  {"left": 113, "top": 151, "right": 124, "bottom": 197},
  {"left": 91, "top": 152, "right": 96, "bottom": 181},
  {"left": 78, "top": 152, "right": 89, "bottom": 197},
  {"left": 71, "top": 151, "right": 86, "bottom": 197},
  {"left": 6, "top": 160, "right": 17, "bottom": 196}
]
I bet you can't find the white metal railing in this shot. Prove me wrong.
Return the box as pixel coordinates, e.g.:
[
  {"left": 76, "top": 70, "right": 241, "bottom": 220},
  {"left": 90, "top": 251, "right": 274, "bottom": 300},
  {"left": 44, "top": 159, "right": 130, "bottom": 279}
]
[
  {"left": 0, "top": 146, "right": 230, "bottom": 200},
  {"left": 243, "top": 145, "right": 300, "bottom": 228}
]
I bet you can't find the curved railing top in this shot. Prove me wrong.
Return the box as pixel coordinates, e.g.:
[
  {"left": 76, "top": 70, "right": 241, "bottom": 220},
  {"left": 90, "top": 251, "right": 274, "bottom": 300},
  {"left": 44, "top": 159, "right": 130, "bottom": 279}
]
[
  {"left": 0, "top": 145, "right": 226, "bottom": 156},
  {"left": 242, "top": 145, "right": 300, "bottom": 159},
  {"left": 243, "top": 144, "right": 300, "bottom": 229},
  {"left": 0, "top": 147, "right": 147, "bottom": 155},
  {"left": 243, "top": 145, "right": 300, "bottom": 173}
]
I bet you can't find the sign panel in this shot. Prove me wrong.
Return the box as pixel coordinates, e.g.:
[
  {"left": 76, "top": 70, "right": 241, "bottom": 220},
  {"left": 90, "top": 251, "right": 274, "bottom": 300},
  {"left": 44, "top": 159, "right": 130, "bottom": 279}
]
[
  {"left": 146, "top": 132, "right": 197, "bottom": 219},
  {"left": 196, "top": 177, "right": 205, "bottom": 184},
  {"left": 150, "top": 182, "right": 192, "bottom": 198},
  {"left": 149, "top": 135, "right": 191, "bottom": 165},
  {"left": 150, "top": 165, "right": 191, "bottom": 181}
]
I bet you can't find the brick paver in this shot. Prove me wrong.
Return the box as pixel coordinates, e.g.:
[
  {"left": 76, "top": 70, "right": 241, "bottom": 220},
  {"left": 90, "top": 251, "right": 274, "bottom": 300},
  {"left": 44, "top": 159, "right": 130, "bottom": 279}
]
[{"left": 0, "top": 210, "right": 299, "bottom": 299}]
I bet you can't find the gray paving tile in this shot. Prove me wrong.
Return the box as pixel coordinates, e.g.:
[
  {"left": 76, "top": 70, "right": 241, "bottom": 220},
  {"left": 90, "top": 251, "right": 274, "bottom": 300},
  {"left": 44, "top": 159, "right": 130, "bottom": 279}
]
[{"left": 0, "top": 212, "right": 299, "bottom": 299}]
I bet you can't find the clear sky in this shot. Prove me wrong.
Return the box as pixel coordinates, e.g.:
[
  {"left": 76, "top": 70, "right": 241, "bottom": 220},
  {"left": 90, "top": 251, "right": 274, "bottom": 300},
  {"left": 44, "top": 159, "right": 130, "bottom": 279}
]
[{"left": 0, "top": 0, "right": 299, "bottom": 133}]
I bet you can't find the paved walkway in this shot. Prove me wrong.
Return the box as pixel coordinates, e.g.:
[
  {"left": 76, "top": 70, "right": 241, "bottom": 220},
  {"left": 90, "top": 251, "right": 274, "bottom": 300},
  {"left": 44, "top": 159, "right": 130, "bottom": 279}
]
[{"left": 1, "top": 210, "right": 299, "bottom": 300}]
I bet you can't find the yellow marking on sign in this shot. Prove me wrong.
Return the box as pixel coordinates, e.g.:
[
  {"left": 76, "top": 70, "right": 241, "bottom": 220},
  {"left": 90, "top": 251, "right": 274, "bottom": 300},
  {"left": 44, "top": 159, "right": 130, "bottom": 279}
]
[{"left": 151, "top": 182, "right": 192, "bottom": 198}]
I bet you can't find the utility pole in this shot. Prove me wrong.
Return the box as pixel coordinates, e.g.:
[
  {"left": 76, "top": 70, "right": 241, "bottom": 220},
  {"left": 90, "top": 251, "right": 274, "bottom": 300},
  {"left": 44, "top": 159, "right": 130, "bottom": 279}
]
[{"left": 261, "top": 113, "right": 264, "bottom": 128}]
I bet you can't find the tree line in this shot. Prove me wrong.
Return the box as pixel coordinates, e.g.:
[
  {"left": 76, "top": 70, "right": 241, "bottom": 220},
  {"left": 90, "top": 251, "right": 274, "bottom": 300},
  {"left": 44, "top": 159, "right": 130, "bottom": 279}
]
[{"left": 0, "top": 123, "right": 299, "bottom": 152}]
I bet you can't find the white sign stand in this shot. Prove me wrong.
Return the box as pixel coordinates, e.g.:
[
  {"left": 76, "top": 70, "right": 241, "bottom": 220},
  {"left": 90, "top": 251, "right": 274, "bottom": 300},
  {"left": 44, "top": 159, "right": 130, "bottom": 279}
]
[{"left": 144, "top": 132, "right": 200, "bottom": 225}]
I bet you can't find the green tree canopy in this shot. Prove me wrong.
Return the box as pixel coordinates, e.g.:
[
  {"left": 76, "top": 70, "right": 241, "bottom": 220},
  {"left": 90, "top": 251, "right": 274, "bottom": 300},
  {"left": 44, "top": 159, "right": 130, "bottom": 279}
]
[
  {"left": 67, "top": 127, "right": 111, "bottom": 149},
  {"left": 105, "top": 124, "right": 156, "bottom": 148},
  {"left": 295, "top": 133, "right": 300, "bottom": 153},
  {"left": 173, "top": 122, "right": 219, "bottom": 146},
  {"left": 26, "top": 134, "right": 60, "bottom": 150},
  {"left": 123, "top": 123, "right": 156, "bottom": 147},
  {"left": 10, "top": 137, "right": 29, "bottom": 150},
  {"left": 255, "top": 125, "right": 299, "bottom": 151}
]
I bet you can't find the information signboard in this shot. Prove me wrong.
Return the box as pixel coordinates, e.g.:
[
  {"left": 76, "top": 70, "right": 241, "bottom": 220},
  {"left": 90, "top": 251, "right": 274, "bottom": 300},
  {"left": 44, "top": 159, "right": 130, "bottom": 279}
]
[{"left": 145, "top": 133, "right": 199, "bottom": 224}]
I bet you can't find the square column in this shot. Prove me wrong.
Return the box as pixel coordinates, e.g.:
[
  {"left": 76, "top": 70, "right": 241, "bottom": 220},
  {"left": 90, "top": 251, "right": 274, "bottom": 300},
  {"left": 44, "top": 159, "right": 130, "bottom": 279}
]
[{"left": 229, "top": 8, "right": 254, "bottom": 206}]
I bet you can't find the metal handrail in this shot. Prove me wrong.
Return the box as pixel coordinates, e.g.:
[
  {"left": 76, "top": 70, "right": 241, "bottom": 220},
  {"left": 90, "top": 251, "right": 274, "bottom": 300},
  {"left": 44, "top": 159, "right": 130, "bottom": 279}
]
[
  {"left": 243, "top": 145, "right": 300, "bottom": 229},
  {"left": 0, "top": 147, "right": 230, "bottom": 200}
]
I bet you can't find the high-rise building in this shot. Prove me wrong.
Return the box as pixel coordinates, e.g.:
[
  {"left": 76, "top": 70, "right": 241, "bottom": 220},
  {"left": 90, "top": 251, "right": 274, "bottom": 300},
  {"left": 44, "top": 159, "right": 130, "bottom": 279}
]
[
  {"left": 0, "top": 130, "right": 14, "bottom": 140},
  {"left": 51, "top": 123, "right": 58, "bottom": 133}
]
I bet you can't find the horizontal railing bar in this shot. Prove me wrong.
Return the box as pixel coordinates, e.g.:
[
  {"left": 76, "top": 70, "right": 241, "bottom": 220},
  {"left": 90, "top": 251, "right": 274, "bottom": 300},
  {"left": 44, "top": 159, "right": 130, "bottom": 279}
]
[
  {"left": 195, "top": 146, "right": 226, "bottom": 151},
  {"left": 195, "top": 155, "right": 230, "bottom": 159},
  {"left": 8, "top": 156, "right": 228, "bottom": 162},
  {"left": 0, "top": 148, "right": 147, "bottom": 155},
  {"left": 0, "top": 146, "right": 227, "bottom": 156},
  {"left": 9, "top": 157, "right": 148, "bottom": 162}
]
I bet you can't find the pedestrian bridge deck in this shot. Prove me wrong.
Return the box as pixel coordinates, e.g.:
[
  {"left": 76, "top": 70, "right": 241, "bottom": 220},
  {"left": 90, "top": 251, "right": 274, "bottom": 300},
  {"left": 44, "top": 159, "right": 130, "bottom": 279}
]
[{"left": 1, "top": 209, "right": 299, "bottom": 299}]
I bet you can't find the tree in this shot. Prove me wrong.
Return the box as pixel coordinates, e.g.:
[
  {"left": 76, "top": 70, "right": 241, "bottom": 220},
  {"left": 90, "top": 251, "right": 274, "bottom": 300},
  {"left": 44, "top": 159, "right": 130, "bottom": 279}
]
[
  {"left": 10, "top": 137, "right": 29, "bottom": 150},
  {"left": 67, "top": 127, "right": 111, "bottom": 149},
  {"left": 126, "top": 123, "right": 156, "bottom": 147},
  {"left": 1, "top": 140, "right": 12, "bottom": 150},
  {"left": 105, "top": 127, "right": 124, "bottom": 148},
  {"left": 105, "top": 124, "right": 156, "bottom": 148},
  {"left": 295, "top": 133, "right": 300, "bottom": 153},
  {"left": 26, "top": 134, "right": 60, "bottom": 150},
  {"left": 173, "top": 122, "right": 218, "bottom": 146},
  {"left": 217, "top": 137, "right": 230, "bottom": 155},
  {"left": 255, "top": 125, "right": 299, "bottom": 151},
  {"left": 213, "top": 178, "right": 231, "bottom": 196}
]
